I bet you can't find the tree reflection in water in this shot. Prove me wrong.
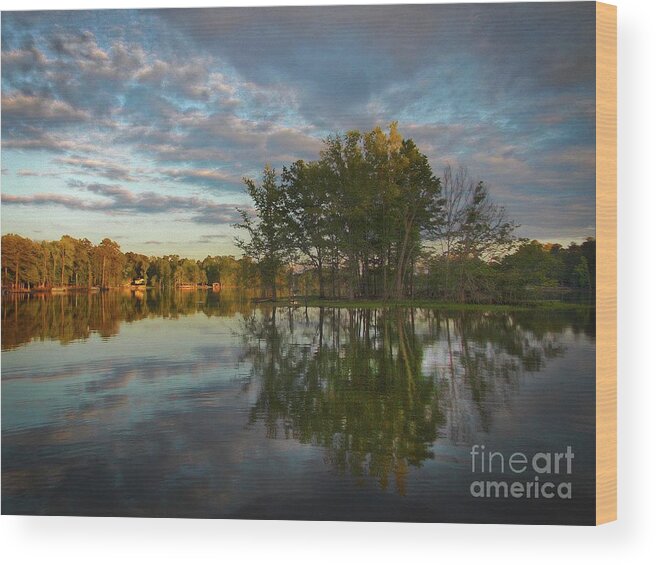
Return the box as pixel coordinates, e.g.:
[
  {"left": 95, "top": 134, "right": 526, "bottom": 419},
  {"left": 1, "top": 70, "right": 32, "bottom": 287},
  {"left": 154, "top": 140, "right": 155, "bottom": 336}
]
[
  {"left": 242, "top": 305, "right": 594, "bottom": 494},
  {"left": 1, "top": 289, "right": 253, "bottom": 350},
  {"left": 1, "top": 291, "right": 594, "bottom": 496}
]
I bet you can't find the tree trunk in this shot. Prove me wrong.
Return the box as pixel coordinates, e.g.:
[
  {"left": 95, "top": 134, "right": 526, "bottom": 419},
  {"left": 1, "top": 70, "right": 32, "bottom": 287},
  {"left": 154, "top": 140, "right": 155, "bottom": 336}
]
[
  {"left": 444, "top": 242, "right": 451, "bottom": 301},
  {"left": 383, "top": 246, "right": 389, "bottom": 299},
  {"left": 395, "top": 217, "right": 413, "bottom": 299},
  {"left": 362, "top": 254, "right": 370, "bottom": 298},
  {"left": 409, "top": 256, "right": 415, "bottom": 299},
  {"left": 317, "top": 254, "right": 325, "bottom": 299},
  {"left": 331, "top": 262, "right": 337, "bottom": 298},
  {"left": 349, "top": 258, "right": 357, "bottom": 300}
]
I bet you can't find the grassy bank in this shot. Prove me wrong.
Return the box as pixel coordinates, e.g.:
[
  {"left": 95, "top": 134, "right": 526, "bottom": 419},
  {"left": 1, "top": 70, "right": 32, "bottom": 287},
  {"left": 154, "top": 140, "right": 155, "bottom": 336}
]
[{"left": 263, "top": 297, "right": 594, "bottom": 311}]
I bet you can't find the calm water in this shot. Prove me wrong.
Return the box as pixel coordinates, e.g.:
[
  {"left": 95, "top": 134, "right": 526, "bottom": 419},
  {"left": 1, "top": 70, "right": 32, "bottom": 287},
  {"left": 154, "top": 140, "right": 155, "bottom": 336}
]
[{"left": 1, "top": 290, "right": 596, "bottom": 523}]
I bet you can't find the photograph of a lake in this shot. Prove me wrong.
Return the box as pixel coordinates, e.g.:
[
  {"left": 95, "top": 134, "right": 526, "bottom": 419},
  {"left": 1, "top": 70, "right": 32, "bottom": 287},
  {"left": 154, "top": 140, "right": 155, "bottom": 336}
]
[
  {"left": 1, "top": 290, "right": 595, "bottom": 523},
  {"left": 2, "top": 3, "right": 600, "bottom": 524}
]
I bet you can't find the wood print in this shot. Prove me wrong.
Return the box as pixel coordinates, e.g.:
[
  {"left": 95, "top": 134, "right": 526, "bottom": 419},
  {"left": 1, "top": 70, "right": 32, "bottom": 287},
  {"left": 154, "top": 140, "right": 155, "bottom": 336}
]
[{"left": 0, "top": 2, "right": 616, "bottom": 524}]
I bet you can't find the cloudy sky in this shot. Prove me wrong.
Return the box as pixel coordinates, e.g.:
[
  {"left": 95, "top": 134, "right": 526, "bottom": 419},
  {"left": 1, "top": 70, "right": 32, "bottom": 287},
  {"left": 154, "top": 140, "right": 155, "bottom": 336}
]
[{"left": 1, "top": 3, "right": 596, "bottom": 258}]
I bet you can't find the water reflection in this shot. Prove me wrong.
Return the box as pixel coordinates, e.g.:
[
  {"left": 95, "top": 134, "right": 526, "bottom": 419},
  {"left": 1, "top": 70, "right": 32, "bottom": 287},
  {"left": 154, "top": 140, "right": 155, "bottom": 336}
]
[
  {"left": 1, "top": 289, "right": 253, "bottom": 350},
  {"left": 242, "top": 308, "right": 444, "bottom": 493},
  {"left": 1, "top": 291, "right": 595, "bottom": 521},
  {"left": 240, "top": 305, "right": 594, "bottom": 493}
]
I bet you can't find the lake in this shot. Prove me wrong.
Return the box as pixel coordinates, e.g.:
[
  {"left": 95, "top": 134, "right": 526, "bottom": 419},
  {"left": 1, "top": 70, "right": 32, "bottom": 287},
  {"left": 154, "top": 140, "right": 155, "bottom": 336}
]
[{"left": 1, "top": 290, "right": 596, "bottom": 523}]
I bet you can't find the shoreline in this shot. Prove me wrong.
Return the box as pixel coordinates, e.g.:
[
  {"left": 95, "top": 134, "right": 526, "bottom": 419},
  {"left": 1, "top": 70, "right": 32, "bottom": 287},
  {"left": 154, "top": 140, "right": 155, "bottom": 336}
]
[{"left": 258, "top": 298, "right": 595, "bottom": 311}]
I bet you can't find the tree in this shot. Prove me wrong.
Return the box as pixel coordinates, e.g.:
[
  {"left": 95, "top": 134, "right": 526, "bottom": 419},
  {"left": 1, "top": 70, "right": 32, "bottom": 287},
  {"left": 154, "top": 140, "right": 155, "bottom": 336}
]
[
  {"left": 235, "top": 165, "right": 291, "bottom": 300},
  {"left": 430, "top": 166, "right": 517, "bottom": 300},
  {"left": 280, "top": 160, "right": 333, "bottom": 298},
  {"left": 58, "top": 235, "right": 77, "bottom": 287},
  {"left": 73, "top": 238, "right": 95, "bottom": 288},
  {"left": 458, "top": 181, "right": 516, "bottom": 260},
  {"left": 390, "top": 138, "right": 441, "bottom": 298},
  {"left": 94, "top": 238, "right": 125, "bottom": 288},
  {"left": 316, "top": 123, "right": 442, "bottom": 299},
  {"left": 125, "top": 252, "right": 150, "bottom": 284},
  {"left": 499, "top": 240, "right": 562, "bottom": 301},
  {"left": 320, "top": 130, "right": 371, "bottom": 298},
  {"left": 573, "top": 256, "right": 591, "bottom": 290},
  {"left": 1, "top": 234, "right": 40, "bottom": 290}
]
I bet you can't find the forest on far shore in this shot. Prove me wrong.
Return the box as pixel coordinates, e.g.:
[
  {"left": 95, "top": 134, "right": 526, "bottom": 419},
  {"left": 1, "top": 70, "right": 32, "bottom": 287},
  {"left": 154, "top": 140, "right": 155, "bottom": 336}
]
[
  {"left": 0, "top": 232, "right": 595, "bottom": 304},
  {"left": 1, "top": 124, "right": 595, "bottom": 304}
]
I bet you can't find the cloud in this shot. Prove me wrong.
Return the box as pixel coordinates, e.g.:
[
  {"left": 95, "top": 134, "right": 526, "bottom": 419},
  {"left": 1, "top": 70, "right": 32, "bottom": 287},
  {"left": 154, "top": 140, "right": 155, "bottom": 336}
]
[
  {"left": 140, "top": 111, "right": 324, "bottom": 172},
  {"left": 53, "top": 156, "right": 137, "bottom": 182},
  {"left": 49, "top": 30, "right": 108, "bottom": 62},
  {"left": 0, "top": 5, "right": 596, "bottom": 244},
  {"left": 2, "top": 193, "right": 92, "bottom": 210},
  {"left": 195, "top": 234, "right": 233, "bottom": 244},
  {"left": 1, "top": 46, "right": 47, "bottom": 74},
  {"left": 1, "top": 133, "right": 92, "bottom": 152},
  {"left": 16, "top": 169, "right": 61, "bottom": 178},
  {"left": 2, "top": 93, "right": 90, "bottom": 123},
  {"left": 1, "top": 93, "right": 97, "bottom": 155},
  {"left": 136, "top": 59, "right": 213, "bottom": 101},
  {"left": 156, "top": 3, "right": 594, "bottom": 128},
  {"left": 2, "top": 183, "right": 243, "bottom": 225},
  {"left": 160, "top": 167, "right": 242, "bottom": 188}
]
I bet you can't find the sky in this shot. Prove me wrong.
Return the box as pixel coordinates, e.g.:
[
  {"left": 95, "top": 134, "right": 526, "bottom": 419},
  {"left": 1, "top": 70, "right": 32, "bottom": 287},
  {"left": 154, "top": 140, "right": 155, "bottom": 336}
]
[{"left": 1, "top": 3, "right": 596, "bottom": 259}]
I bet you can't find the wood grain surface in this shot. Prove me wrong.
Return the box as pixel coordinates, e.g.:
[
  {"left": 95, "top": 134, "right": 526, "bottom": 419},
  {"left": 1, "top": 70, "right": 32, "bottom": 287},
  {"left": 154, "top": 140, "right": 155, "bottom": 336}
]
[{"left": 596, "top": 1, "right": 617, "bottom": 526}]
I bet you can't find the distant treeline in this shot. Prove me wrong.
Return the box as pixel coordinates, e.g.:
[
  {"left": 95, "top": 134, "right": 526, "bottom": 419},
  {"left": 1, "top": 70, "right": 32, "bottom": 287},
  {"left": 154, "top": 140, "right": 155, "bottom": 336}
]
[
  {"left": 1, "top": 123, "right": 595, "bottom": 303},
  {"left": 1, "top": 233, "right": 258, "bottom": 291},
  {"left": 0, "top": 230, "right": 594, "bottom": 303},
  {"left": 236, "top": 122, "right": 595, "bottom": 302}
]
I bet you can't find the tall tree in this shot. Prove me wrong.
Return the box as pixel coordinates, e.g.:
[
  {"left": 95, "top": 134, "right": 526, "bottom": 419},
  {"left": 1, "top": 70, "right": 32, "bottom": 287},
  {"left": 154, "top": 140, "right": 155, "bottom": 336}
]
[
  {"left": 391, "top": 138, "right": 442, "bottom": 298},
  {"left": 321, "top": 130, "right": 371, "bottom": 298},
  {"left": 1, "top": 234, "right": 40, "bottom": 289},
  {"left": 431, "top": 166, "right": 517, "bottom": 300},
  {"left": 94, "top": 238, "right": 125, "bottom": 288},
  {"left": 235, "top": 165, "right": 291, "bottom": 300},
  {"left": 280, "top": 160, "right": 333, "bottom": 298}
]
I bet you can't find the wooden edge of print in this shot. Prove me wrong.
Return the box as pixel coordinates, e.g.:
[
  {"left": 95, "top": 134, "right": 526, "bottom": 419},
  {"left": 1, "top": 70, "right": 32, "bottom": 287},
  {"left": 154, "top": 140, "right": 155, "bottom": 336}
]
[{"left": 595, "top": 1, "right": 617, "bottom": 526}]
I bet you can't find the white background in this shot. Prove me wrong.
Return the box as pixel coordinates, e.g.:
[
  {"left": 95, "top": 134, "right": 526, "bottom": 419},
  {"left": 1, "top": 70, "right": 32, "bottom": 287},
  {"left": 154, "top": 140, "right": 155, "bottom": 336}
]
[{"left": 0, "top": 0, "right": 654, "bottom": 562}]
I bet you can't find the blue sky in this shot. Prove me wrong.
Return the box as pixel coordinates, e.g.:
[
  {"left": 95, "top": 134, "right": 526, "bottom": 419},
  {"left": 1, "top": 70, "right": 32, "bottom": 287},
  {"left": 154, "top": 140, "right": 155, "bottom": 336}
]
[{"left": 1, "top": 3, "right": 596, "bottom": 258}]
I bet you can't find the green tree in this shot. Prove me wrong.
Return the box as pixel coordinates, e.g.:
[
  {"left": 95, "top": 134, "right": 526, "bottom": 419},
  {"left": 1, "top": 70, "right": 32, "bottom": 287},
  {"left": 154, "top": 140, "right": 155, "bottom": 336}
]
[
  {"left": 1, "top": 234, "right": 41, "bottom": 290},
  {"left": 280, "top": 160, "right": 333, "bottom": 298},
  {"left": 391, "top": 138, "right": 442, "bottom": 298},
  {"left": 94, "top": 238, "right": 125, "bottom": 288},
  {"left": 235, "top": 165, "right": 291, "bottom": 300},
  {"left": 573, "top": 256, "right": 591, "bottom": 290},
  {"left": 501, "top": 240, "right": 561, "bottom": 287}
]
